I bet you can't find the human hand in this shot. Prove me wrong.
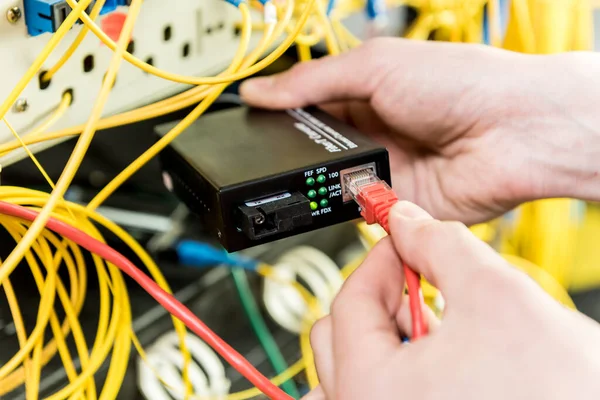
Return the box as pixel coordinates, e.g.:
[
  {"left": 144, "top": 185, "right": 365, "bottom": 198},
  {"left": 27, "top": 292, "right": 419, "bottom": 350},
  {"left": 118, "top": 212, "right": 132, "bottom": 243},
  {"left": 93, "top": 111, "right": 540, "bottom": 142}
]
[
  {"left": 241, "top": 39, "right": 600, "bottom": 224},
  {"left": 302, "top": 201, "right": 600, "bottom": 400}
]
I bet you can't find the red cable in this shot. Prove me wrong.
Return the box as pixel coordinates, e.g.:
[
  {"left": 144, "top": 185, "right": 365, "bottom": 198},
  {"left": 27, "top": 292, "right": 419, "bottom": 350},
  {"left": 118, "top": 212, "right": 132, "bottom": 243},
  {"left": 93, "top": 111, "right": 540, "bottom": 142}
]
[
  {"left": 0, "top": 201, "right": 291, "bottom": 400},
  {"left": 355, "top": 182, "right": 428, "bottom": 340}
]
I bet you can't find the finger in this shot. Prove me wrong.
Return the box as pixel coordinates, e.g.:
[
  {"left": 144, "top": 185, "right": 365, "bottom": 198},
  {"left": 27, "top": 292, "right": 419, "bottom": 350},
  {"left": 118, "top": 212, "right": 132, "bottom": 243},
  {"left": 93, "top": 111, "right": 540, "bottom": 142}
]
[
  {"left": 310, "top": 317, "right": 335, "bottom": 398},
  {"left": 331, "top": 237, "right": 405, "bottom": 375},
  {"left": 395, "top": 295, "right": 441, "bottom": 337},
  {"left": 301, "top": 386, "right": 326, "bottom": 400},
  {"left": 240, "top": 38, "right": 397, "bottom": 109},
  {"left": 318, "top": 100, "right": 391, "bottom": 134},
  {"left": 317, "top": 102, "right": 349, "bottom": 123},
  {"left": 388, "top": 201, "right": 508, "bottom": 303}
]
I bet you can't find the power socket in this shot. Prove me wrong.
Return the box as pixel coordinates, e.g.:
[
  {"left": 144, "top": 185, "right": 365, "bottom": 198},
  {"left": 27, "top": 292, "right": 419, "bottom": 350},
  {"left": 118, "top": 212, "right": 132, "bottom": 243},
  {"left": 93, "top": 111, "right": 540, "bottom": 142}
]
[{"left": 0, "top": 0, "right": 264, "bottom": 166}]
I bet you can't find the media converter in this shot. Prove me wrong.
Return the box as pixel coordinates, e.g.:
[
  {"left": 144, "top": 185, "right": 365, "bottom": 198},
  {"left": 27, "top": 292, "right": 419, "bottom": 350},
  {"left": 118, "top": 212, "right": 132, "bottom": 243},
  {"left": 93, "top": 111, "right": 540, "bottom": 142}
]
[{"left": 157, "top": 106, "right": 391, "bottom": 252}]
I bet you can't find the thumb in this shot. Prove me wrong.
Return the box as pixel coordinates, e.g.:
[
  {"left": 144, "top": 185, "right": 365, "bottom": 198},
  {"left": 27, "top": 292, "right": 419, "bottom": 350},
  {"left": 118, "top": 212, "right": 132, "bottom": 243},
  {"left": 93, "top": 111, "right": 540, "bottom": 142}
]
[
  {"left": 388, "top": 201, "right": 508, "bottom": 302},
  {"left": 239, "top": 39, "right": 394, "bottom": 109}
]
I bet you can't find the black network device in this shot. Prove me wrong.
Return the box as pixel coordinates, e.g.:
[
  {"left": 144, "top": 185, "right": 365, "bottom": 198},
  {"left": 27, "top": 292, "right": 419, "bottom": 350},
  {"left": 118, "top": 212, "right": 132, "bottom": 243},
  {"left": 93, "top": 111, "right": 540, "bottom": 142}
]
[{"left": 157, "top": 107, "right": 391, "bottom": 252}]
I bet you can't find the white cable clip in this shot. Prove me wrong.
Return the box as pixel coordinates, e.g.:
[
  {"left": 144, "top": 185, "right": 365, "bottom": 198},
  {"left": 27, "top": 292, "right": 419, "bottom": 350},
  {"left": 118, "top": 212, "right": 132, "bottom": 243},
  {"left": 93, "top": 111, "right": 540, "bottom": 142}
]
[
  {"left": 263, "top": 246, "right": 343, "bottom": 333},
  {"left": 137, "top": 331, "right": 231, "bottom": 400},
  {"left": 264, "top": 2, "right": 278, "bottom": 24}
]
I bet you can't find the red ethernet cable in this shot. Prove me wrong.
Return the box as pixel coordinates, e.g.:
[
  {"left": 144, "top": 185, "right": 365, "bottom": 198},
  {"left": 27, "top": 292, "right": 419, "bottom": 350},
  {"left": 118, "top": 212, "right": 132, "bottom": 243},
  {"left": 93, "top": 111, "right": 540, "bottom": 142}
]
[
  {"left": 0, "top": 201, "right": 292, "bottom": 400},
  {"left": 344, "top": 170, "right": 428, "bottom": 339}
]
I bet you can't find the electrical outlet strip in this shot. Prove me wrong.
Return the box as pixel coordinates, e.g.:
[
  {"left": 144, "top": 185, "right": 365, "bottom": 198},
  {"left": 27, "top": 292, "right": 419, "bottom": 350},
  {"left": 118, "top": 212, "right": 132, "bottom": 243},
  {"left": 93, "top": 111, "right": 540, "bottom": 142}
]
[{"left": 0, "top": 0, "right": 263, "bottom": 166}]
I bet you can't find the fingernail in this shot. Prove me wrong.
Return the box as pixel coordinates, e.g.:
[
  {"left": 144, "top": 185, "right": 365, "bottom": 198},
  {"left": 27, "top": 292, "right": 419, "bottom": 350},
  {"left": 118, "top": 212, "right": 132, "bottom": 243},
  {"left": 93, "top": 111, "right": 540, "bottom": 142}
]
[
  {"left": 391, "top": 201, "right": 432, "bottom": 220},
  {"left": 240, "top": 77, "right": 274, "bottom": 98}
]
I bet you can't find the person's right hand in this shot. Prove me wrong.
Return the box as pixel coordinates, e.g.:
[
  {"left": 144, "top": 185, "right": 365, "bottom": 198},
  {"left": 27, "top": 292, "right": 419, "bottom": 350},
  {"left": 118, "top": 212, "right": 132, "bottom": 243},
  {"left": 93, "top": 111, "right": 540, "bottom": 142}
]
[
  {"left": 304, "top": 201, "right": 600, "bottom": 400},
  {"left": 241, "top": 38, "right": 600, "bottom": 224}
]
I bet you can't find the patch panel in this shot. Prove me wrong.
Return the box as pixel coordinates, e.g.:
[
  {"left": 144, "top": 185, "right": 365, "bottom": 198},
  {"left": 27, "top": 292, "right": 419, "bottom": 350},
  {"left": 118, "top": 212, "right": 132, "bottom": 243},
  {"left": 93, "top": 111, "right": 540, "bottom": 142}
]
[{"left": 0, "top": 0, "right": 266, "bottom": 166}]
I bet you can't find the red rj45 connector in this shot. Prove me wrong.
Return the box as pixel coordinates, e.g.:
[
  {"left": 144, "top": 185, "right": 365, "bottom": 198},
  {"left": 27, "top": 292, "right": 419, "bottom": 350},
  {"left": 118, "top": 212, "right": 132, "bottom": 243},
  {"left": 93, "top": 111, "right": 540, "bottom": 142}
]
[
  {"left": 344, "top": 169, "right": 428, "bottom": 339},
  {"left": 344, "top": 169, "right": 399, "bottom": 229}
]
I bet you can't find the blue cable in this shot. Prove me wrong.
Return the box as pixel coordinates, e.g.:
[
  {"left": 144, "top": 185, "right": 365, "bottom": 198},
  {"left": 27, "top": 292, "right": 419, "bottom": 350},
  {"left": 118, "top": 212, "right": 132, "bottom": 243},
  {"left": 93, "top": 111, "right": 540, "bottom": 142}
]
[
  {"left": 484, "top": 0, "right": 510, "bottom": 45},
  {"left": 365, "top": 0, "right": 386, "bottom": 20},
  {"left": 483, "top": 4, "right": 490, "bottom": 45},
  {"left": 326, "top": 0, "right": 336, "bottom": 16},
  {"left": 224, "top": 0, "right": 243, "bottom": 7},
  {"left": 176, "top": 240, "right": 258, "bottom": 271}
]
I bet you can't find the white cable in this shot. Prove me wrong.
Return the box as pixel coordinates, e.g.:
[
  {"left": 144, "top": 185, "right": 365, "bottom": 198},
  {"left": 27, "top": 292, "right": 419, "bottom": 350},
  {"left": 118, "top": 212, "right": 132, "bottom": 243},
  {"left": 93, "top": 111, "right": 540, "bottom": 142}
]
[
  {"left": 137, "top": 331, "right": 231, "bottom": 400},
  {"left": 263, "top": 246, "right": 343, "bottom": 333}
]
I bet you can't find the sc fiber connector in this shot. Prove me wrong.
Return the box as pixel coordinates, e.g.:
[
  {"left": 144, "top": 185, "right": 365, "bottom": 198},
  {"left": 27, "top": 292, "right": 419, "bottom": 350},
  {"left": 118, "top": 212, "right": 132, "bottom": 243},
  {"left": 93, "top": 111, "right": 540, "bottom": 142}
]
[{"left": 24, "top": 0, "right": 95, "bottom": 36}]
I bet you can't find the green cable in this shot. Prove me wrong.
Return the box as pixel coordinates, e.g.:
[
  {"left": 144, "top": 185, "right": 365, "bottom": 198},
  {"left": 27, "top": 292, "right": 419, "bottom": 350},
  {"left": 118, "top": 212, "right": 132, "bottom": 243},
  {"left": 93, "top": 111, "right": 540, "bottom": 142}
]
[{"left": 231, "top": 268, "right": 301, "bottom": 399}]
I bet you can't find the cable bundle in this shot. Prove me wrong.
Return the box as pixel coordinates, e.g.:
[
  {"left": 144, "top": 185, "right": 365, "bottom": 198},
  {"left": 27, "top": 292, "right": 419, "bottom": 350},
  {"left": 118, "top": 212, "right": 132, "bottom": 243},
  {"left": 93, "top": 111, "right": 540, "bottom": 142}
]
[{"left": 0, "top": 186, "right": 190, "bottom": 399}]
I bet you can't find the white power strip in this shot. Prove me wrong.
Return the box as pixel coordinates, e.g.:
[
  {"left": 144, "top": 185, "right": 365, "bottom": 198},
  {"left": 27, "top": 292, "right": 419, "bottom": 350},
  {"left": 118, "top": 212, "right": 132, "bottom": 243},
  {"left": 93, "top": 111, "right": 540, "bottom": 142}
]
[{"left": 0, "top": 0, "right": 260, "bottom": 165}]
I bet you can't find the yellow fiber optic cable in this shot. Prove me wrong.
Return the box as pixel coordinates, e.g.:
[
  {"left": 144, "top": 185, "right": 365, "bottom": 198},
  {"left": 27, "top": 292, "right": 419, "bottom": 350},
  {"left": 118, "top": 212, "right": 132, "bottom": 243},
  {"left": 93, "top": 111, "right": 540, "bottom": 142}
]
[
  {"left": 0, "top": 0, "right": 300, "bottom": 159},
  {"left": 66, "top": 0, "right": 316, "bottom": 85},
  {"left": 0, "top": 0, "right": 93, "bottom": 121},
  {"left": 0, "top": 188, "right": 189, "bottom": 397},
  {"left": 0, "top": 237, "right": 90, "bottom": 395},
  {"left": 0, "top": 223, "right": 113, "bottom": 398},
  {"left": 88, "top": 0, "right": 315, "bottom": 208},
  {"left": 2, "top": 275, "right": 33, "bottom": 399},
  {"left": 331, "top": 19, "right": 361, "bottom": 48},
  {"left": 258, "top": 264, "right": 322, "bottom": 390},
  {"left": 2, "top": 223, "right": 94, "bottom": 399},
  {"left": 297, "top": 43, "right": 313, "bottom": 61},
  {"left": 132, "top": 328, "right": 306, "bottom": 400},
  {"left": 505, "top": 0, "right": 536, "bottom": 52},
  {"left": 3, "top": 2, "right": 336, "bottom": 396},
  {"left": 85, "top": 3, "right": 251, "bottom": 209},
  {"left": 315, "top": 0, "right": 340, "bottom": 55},
  {"left": 0, "top": 0, "right": 141, "bottom": 297},
  {"left": 43, "top": 0, "right": 108, "bottom": 82},
  {"left": 225, "top": 359, "right": 305, "bottom": 400},
  {"left": 0, "top": 186, "right": 311, "bottom": 398},
  {"left": 0, "top": 199, "right": 131, "bottom": 398},
  {"left": 0, "top": 120, "right": 101, "bottom": 396},
  {"left": 0, "top": 5, "right": 284, "bottom": 394},
  {"left": 0, "top": 2, "right": 142, "bottom": 396},
  {"left": 26, "top": 90, "right": 72, "bottom": 138},
  {"left": 3, "top": 118, "right": 57, "bottom": 194},
  {"left": 487, "top": 0, "right": 501, "bottom": 46},
  {"left": 300, "top": 324, "right": 319, "bottom": 389}
]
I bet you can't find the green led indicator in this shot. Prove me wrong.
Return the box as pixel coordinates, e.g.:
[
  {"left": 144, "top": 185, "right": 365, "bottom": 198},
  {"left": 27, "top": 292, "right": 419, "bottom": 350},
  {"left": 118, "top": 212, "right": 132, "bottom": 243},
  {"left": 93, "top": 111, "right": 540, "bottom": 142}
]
[
  {"left": 306, "top": 177, "right": 315, "bottom": 186},
  {"left": 310, "top": 201, "right": 318, "bottom": 211},
  {"left": 319, "top": 199, "right": 329, "bottom": 208},
  {"left": 307, "top": 190, "right": 317, "bottom": 198},
  {"left": 317, "top": 174, "right": 326, "bottom": 184},
  {"left": 318, "top": 187, "right": 327, "bottom": 196}
]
